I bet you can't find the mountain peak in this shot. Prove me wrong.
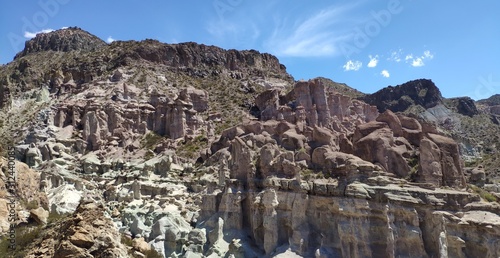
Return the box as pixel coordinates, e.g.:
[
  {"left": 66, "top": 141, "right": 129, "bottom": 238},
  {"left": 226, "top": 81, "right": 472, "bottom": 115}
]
[
  {"left": 14, "top": 27, "right": 106, "bottom": 60},
  {"left": 362, "top": 79, "right": 443, "bottom": 113}
]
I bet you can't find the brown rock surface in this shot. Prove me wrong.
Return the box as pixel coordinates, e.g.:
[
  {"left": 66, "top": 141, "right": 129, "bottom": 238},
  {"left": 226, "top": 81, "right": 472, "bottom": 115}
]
[
  {"left": 24, "top": 201, "right": 128, "bottom": 258},
  {"left": 426, "top": 133, "right": 466, "bottom": 188},
  {"left": 0, "top": 158, "right": 48, "bottom": 233}
]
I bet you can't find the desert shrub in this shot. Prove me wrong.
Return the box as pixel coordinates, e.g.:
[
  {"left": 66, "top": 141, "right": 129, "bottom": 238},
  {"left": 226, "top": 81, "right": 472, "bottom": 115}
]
[
  {"left": 144, "top": 248, "right": 164, "bottom": 258},
  {"left": 25, "top": 200, "right": 40, "bottom": 210},
  {"left": 470, "top": 184, "right": 498, "bottom": 202},
  {"left": 0, "top": 225, "right": 44, "bottom": 257},
  {"left": 141, "top": 132, "right": 164, "bottom": 150},
  {"left": 176, "top": 134, "right": 208, "bottom": 160},
  {"left": 47, "top": 211, "right": 67, "bottom": 224}
]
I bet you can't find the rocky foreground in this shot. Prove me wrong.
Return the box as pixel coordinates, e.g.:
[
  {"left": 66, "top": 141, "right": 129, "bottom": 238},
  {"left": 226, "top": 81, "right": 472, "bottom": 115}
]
[{"left": 0, "top": 27, "right": 499, "bottom": 258}]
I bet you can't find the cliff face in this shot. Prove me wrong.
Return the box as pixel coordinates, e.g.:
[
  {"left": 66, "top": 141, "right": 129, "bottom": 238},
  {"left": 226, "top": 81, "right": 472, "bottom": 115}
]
[
  {"left": 1, "top": 29, "right": 499, "bottom": 258},
  {"left": 196, "top": 80, "right": 492, "bottom": 258}
]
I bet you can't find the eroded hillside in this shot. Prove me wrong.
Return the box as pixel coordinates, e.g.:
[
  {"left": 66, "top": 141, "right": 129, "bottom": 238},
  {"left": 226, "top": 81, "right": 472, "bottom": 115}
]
[{"left": 0, "top": 27, "right": 499, "bottom": 258}]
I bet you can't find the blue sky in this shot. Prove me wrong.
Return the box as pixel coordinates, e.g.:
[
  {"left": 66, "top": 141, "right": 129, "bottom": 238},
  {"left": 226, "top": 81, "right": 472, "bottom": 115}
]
[{"left": 1, "top": 0, "right": 499, "bottom": 99}]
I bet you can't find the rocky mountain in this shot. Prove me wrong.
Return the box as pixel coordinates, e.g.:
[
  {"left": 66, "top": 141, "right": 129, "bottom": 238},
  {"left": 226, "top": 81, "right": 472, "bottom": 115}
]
[
  {"left": 362, "top": 79, "right": 500, "bottom": 183},
  {"left": 0, "top": 27, "right": 500, "bottom": 258},
  {"left": 362, "top": 79, "right": 443, "bottom": 113},
  {"left": 13, "top": 27, "right": 107, "bottom": 60}
]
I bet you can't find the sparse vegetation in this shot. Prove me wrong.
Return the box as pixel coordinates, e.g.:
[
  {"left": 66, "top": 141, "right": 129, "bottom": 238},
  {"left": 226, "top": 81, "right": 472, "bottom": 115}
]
[
  {"left": 144, "top": 248, "right": 165, "bottom": 258},
  {"left": 406, "top": 155, "right": 419, "bottom": 181},
  {"left": 0, "top": 225, "right": 43, "bottom": 258},
  {"left": 141, "top": 132, "right": 165, "bottom": 150},
  {"left": 176, "top": 134, "right": 209, "bottom": 160},
  {"left": 300, "top": 168, "right": 315, "bottom": 180},
  {"left": 22, "top": 200, "right": 40, "bottom": 210},
  {"left": 469, "top": 184, "right": 498, "bottom": 202}
]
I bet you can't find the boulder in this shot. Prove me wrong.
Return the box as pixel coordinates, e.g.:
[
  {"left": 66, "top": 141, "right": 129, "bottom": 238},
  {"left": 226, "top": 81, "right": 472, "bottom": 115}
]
[
  {"left": 376, "top": 110, "right": 403, "bottom": 137},
  {"left": 29, "top": 207, "right": 49, "bottom": 224}
]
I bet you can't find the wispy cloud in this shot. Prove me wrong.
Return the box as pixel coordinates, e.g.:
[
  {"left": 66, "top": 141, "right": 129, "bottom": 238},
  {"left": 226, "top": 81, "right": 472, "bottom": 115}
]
[
  {"left": 343, "top": 60, "right": 362, "bottom": 71},
  {"left": 265, "top": 4, "right": 360, "bottom": 57},
  {"left": 24, "top": 29, "right": 54, "bottom": 39},
  {"left": 423, "top": 50, "right": 434, "bottom": 59},
  {"left": 106, "top": 36, "right": 115, "bottom": 43},
  {"left": 367, "top": 55, "right": 378, "bottom": 68},
  {"left": 381, "top": 70, "right": 390, "bottom": 78},
  {"left": 388, "top": 49, "right": 403, "bottom": 62},
  {"left": 206, "top": 18, "right": 261, "bottom": 48}
]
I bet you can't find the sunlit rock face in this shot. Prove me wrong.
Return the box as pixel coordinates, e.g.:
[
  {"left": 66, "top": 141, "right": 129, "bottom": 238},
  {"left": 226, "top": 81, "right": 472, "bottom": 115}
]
[{"left": 196, "top": 80, "right": 495, "bottom": 257}]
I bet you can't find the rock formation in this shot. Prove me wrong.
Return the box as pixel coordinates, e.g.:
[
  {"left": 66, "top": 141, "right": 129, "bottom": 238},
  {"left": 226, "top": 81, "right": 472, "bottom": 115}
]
[
  {"left": 0, "top": 28, "right": 499, "bottom": 258},
  {"left": 195, "top": 80, "right": 485, "bottom": 257},
  {"left": 361, "top": 79, "right": 443, "bottom": 113}
]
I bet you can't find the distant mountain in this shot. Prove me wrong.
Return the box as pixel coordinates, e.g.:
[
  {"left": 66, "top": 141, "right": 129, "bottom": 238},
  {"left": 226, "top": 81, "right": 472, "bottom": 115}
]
[{"left": 478, "top": 94, "right": 500, "bottom": 106}]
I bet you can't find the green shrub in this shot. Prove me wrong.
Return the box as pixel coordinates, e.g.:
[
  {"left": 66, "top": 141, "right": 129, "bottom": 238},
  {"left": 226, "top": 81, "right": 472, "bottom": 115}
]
[{"left": 22, "top": 200, "right": 39, "bottom": 210}]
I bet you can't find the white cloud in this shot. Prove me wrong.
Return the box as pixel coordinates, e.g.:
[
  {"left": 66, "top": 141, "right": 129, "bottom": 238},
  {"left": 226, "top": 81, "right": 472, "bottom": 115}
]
[
  {"left": 367, "top": 55, "right": 379, "bottom": 68},
  {"left": 343, "top": 60, "right": 362, "bottom": 71},
  {"left": 24, "top": 29, "right": 54, "bottom": 39},
  {"left": 106, "top": 36, "right": 115, "bottom": 43},
  {"left": 381, "top": 70, "right": 390, "bottom": 78},
  {"left": 407, "top": 50, "right": 434, "bottom": 67},
  {"left": 411, "top": 58, "right": 424, "bottom": 67}
]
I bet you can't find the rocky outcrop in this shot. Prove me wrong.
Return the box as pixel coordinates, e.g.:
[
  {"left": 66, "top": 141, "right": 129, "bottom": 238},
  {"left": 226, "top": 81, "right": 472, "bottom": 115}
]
[
  {"left": 117, "top": 40, "right": 291, "bottom": 80},
  {"left": 49, "top": 85, "right": 209, "bottom": 152},
  {"left": 24, "top": 201, "right": 129, "bottom": 258},
  {"left": 254, "top": 79, "right": 378, "bottom": 133},
  {"left": 419, "top": 133, "right": 466, "bottom": 188},
  {"left": 191, "top": 80, "right": 482, "bottom": 257},
  {"left": 452, "top": 97, "right": 479, "bottom": 117},
  {"left": 245, "top": 81, "right": 465, "bottom": 188},
  {"left": 362, "top": 79, "right": 443, "bottom": 113},
  {"left": 14, "top": 27, "right": 106, "bottom": 60}
]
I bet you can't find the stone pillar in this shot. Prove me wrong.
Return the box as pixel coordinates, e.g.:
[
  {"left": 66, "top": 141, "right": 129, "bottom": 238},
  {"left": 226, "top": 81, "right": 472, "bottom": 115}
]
[{"left": 132, "top": 180, "right": 141, "bottom": 200}]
